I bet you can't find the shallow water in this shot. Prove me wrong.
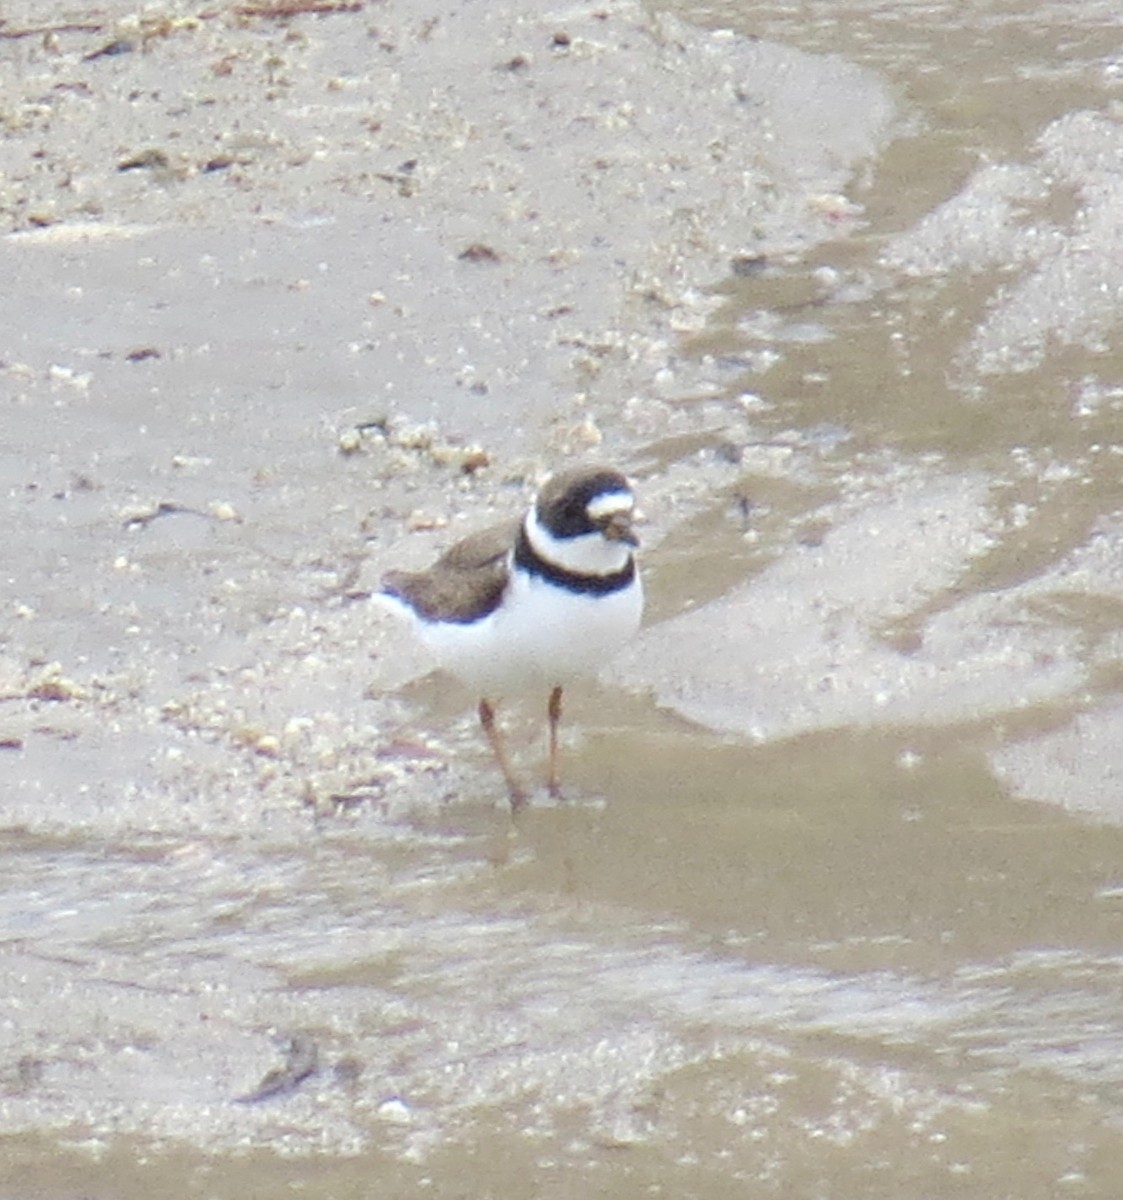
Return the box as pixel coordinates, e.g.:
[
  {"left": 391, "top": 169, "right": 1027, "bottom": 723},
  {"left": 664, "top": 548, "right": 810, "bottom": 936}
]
[{"left": 4, "top": 0, "right": 1123, "bottom": 1196}]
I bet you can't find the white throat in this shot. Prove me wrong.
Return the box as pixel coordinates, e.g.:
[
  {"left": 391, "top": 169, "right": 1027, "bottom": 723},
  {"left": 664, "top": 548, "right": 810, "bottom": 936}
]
[{"left": 523, "top": 510, "right": 633, "bottom": 577}]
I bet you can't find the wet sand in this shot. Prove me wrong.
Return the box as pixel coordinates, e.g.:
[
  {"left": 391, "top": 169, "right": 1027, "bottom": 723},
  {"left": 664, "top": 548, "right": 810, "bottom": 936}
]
[{"left": 4, "top": 0, "right": 1123, "bottom": 1196}]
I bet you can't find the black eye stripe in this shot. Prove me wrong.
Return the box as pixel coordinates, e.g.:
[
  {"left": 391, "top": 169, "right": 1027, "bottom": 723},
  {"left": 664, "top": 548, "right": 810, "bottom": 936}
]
[{"left": 537, "top": 470, "right": 633, "bottom": 539}]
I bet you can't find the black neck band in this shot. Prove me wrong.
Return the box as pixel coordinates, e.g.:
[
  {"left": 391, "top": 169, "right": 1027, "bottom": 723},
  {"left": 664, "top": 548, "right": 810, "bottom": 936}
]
[{"left": 514, "top": 525, "right": 635, "bottom": 596}]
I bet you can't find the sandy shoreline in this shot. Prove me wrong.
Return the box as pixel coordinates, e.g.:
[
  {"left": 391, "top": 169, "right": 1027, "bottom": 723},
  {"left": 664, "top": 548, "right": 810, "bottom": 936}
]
[{"left": 2, "top": 0, "right": 891, "bottom": 830}]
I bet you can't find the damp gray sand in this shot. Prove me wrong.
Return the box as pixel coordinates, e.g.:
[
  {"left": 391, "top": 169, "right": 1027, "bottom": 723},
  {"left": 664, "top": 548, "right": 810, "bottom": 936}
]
[{"left": 4, "top": 1, "right": 1123, "bottom": 1196}]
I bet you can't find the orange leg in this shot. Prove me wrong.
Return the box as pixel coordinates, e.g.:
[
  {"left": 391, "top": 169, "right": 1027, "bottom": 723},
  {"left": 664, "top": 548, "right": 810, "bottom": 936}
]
[
  {"left": 547, "top": 685, "right": 564, "bottom": 798},
  {"left": 478, "top": 698, "right": 528, "bottom": 814}
]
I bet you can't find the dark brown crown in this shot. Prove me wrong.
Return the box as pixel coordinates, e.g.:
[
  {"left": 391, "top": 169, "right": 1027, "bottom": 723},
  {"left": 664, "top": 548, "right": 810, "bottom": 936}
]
[{"left": 534, "top": 466, "right": 633, "bottom": 539}]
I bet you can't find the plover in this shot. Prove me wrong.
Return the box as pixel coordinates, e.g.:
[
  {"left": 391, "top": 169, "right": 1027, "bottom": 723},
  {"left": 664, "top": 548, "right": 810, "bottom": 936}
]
[{"left": 381, "top": 465, "right": 643, "bottom": 811}]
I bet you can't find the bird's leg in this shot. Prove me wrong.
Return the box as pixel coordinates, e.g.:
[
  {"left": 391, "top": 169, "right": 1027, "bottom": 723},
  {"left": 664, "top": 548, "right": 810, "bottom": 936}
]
[
  {"left": 547, "top": 685, "right": 564, "bottom": 798},
  {"left": 478, "top": 698, "right": 528, "bottom": 814}
]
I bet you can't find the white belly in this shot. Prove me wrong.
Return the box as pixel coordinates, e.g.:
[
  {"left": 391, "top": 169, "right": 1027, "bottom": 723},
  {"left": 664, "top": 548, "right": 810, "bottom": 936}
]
[{"left": 416, "top": 571, "right": 643, "bottom": 696}]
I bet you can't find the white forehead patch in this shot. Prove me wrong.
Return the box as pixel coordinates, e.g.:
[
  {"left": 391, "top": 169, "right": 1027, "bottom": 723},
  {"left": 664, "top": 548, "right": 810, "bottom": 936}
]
[{"left": 586, "top": 490, "right": 634, "bottom": 521}]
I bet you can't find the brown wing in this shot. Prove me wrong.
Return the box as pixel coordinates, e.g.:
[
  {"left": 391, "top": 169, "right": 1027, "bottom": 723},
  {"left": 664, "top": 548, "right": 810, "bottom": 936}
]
[{"left": 382, "top": 519, "right": 517, "bottom": 623}]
